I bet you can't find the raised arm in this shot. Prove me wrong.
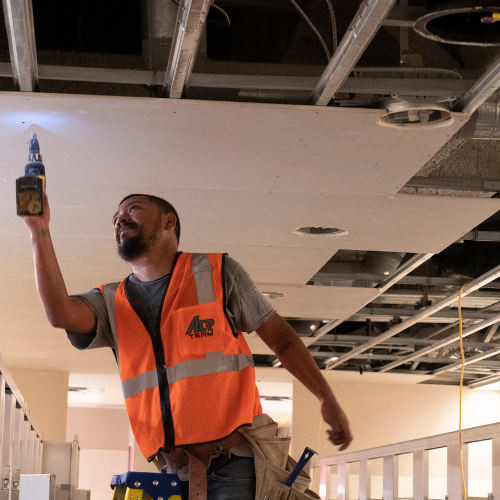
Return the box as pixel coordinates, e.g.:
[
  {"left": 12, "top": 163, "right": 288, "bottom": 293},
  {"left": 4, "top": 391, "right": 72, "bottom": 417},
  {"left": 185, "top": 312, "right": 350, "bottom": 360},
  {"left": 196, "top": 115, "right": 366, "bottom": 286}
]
[
  {"left": 256, "top": 312, "right": 352, "bottom": 450},
  {"left": 22, "top": 193, "right": 96, "bottom": 333}
]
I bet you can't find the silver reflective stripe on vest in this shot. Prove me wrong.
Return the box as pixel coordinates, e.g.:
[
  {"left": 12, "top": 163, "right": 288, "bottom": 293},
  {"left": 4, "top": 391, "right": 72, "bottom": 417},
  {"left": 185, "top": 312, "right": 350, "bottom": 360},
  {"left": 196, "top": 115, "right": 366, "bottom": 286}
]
[
  {"left": 167, "top": 350, "right": 254, "bottom": 384},
  {"left": 122, "top": 369, "right": 159, "bottom": 399},
  {"left": 191, "top": 253, "right": 215, "bottom": 304},
  {"left": 121, "top": 351, "right": 254, "bottom": 399}
]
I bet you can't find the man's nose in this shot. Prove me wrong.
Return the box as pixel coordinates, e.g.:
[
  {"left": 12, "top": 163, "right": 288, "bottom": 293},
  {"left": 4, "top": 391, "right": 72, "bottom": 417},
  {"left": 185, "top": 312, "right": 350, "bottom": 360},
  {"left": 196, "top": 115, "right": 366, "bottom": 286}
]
[{"left": 115, "top": 213, "right": 129, "bottom": 227}]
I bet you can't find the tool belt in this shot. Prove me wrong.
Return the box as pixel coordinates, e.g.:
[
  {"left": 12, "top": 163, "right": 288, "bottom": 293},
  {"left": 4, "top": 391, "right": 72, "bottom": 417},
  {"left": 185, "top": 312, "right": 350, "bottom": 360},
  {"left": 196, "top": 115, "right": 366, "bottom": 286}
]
[
  {"left": 156, "top": 431, "right": 250, "bottom": 500},
  {"left": 239, "top": 414, "right": 320, "bottom": 500},
  {"left": 157, "top": 414, "right": 319, "bottom": 500},
  {"left": 157, "top": 449, "right": 207, "bottom": 500}
]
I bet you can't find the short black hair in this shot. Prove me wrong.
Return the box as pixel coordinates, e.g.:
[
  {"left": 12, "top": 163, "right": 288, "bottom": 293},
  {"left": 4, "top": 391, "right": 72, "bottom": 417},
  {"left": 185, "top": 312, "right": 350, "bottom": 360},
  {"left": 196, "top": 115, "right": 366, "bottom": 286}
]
[{"left": 119, "top": 194, "right": 181, "bottom": 243}]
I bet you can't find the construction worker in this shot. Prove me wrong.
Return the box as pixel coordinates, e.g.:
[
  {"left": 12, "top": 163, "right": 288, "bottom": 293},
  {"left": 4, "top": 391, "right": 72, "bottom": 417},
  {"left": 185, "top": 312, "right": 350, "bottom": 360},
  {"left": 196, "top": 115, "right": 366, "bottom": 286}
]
[{"left": 22, "top": 193, "right": 352, "bottom": 500}]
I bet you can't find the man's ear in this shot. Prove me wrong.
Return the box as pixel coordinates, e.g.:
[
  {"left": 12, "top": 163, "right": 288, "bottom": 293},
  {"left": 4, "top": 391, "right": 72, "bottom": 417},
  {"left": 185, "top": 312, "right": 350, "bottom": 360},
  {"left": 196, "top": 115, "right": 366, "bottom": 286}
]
[{"left": 164, "top": 212, "right": 177, "bottom": 232}]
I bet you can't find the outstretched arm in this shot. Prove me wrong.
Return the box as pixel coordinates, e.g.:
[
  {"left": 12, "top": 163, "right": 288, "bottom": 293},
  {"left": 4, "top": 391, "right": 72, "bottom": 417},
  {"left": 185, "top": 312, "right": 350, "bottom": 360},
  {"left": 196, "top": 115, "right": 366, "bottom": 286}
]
[
  {"left": 256, "top": 312, "right": 352, "bottom": 450},
  {"left": 22, "top": 193, "right": 96, "bottom": 333}
]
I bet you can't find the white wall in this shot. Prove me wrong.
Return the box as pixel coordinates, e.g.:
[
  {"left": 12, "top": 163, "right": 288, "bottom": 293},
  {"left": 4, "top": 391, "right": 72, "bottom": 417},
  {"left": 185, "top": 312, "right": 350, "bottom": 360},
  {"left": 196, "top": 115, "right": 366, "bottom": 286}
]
[
  {"left": 292, "top": 380, "right": 500, "bottom": 497},
  {"left": 10, "top": 369, "right": 69, "bottom": 442},
  {"left": 66, "top": 407, "right": 130, "bottom": 450},
  {"left": 291, "top": 380, "right": 500, "bottom": 459},
  {"left": 66, "top": 407, "right": 131, "bottom": 500}
]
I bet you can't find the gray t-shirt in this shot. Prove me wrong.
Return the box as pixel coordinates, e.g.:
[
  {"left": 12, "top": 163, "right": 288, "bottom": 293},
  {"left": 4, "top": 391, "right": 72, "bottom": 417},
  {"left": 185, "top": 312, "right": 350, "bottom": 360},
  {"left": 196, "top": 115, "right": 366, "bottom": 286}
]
[{"left": 67, "top": 255, "right": 276, "bottom": 350}]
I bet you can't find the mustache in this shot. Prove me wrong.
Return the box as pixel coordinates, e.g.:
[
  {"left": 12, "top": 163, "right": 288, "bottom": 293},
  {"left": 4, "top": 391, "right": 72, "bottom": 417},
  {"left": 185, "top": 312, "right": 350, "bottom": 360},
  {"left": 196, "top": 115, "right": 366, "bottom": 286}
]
[{"left": 116, "top": 222, "right": 138, "bottom": 242}]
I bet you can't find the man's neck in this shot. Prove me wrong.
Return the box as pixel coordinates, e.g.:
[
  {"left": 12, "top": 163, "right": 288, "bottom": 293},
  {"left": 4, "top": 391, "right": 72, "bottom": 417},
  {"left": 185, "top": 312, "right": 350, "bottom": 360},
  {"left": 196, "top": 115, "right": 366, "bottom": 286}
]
[{"left": 130, "top": 246, "right": 178, "bottom": 282}]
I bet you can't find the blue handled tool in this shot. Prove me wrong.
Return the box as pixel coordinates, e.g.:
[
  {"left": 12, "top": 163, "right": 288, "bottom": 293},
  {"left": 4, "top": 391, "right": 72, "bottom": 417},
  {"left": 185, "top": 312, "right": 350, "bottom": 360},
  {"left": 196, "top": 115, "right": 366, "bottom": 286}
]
[{"left": 285, "top": 447, "right": 318, "bottom": 487}]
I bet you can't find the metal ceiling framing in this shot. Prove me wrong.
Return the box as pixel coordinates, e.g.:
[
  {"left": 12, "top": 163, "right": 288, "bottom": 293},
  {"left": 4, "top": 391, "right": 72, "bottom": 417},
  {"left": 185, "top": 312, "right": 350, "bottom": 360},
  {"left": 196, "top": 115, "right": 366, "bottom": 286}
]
[
  {"left": 310, "top": 253, "right": 433, "bottom": 342},
  {"left": 2, "top": 0, "right": 38, "bottom": 91},
  {"left": 432, "top": 345, "right": 500, "bottom": 376},
  {"left": 1, "top": 0, "right": 498, "bottom": 114},
  {"left": 308, "top": 0, "right": 397, "bottom": 106},
  {"left": 469, "top": 373, "right": 500, "bottom": 388},
  {"left": 313, "top": 334, "right": 498, "bottom": 351},
  {"left": 352, "top": 307, "right": 499, "bottom": 322},
  {"left": 311, "top": 273, "right": 500, "bottom": 289},
  {"left": 162, "top": 0, "right": 212, "bottom": 98},
  {"left": 326, "top": 264, "right": 500, "bottom": 370},
  {"left": 2, "top": 0, "right": 500, "bottom": 385},
  {"left": 0, "top": 62, "right": 478, "bottom": 99},
  {"left": 378, "top": 312, "right": 500, "bottom": 373},
  {"left": 454, "top": 55, "right": 500, "bottom": 114}
]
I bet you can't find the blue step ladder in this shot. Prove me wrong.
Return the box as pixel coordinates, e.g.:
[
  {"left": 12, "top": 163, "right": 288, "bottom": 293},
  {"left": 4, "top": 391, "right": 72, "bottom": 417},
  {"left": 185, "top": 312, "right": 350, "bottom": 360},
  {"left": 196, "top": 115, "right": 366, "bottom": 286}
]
[{"left": 111, "top": 471, "right": 182, "bottom": 500}]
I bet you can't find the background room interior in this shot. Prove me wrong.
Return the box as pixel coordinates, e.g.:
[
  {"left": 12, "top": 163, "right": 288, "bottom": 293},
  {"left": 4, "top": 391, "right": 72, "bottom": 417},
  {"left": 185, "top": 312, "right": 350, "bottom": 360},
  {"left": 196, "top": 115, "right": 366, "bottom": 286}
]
[{"left": 3, "top": 0, "right": 500, "bottom": 499}]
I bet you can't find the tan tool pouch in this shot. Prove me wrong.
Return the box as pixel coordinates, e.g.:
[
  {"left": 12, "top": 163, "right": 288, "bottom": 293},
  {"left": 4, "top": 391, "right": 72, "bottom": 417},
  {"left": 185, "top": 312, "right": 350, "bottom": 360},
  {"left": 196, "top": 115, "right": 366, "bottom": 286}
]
[{"left": 239, "top": 414, "right": 320, "bottom": 500}]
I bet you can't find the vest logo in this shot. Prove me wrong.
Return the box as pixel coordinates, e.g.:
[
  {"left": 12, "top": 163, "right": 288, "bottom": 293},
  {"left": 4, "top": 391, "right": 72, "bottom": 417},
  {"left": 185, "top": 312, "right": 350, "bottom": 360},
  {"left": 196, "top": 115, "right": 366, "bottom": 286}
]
[{"left": 186, "top": 315, "right": 215, "bottom": 339}]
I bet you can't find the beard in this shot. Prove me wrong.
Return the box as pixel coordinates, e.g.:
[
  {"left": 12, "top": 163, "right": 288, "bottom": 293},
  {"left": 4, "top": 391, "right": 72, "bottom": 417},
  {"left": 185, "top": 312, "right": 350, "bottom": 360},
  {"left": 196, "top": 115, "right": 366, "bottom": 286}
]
[{"left": 116, "top": 222, "right": 160, "bottom": 262}]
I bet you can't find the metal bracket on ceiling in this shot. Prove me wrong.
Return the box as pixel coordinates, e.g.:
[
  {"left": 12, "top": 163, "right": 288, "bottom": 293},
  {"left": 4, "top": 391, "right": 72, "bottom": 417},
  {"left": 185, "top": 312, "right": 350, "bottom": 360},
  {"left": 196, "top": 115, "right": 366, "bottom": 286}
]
[
  {"left": 308, "top": 0, "right": 398, "bottom": 106},
  {"left": 2, "top": 0, "right": 39, "bottom": 91},
  {"left": 454, "top": 56, "right": 500, "bottom": 114},
  {"left": 162, "top": 0, "right": 212, "bottom": 99}
]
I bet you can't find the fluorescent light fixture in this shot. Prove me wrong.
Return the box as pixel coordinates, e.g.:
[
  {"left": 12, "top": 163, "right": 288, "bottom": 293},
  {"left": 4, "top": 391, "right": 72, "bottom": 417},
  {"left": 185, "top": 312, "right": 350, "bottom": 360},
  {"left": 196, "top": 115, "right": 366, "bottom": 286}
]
[
  {"left": 475, "top": 381, "right": 500, "bottom": 391},
  {"left": 68, "top": 387, "right": 103, "bottom": 406}
]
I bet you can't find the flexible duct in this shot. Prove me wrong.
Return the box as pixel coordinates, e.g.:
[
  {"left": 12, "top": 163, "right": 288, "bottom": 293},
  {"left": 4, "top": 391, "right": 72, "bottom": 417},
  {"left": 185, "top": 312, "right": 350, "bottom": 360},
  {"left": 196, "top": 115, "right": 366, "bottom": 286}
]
[
  {"left": 319, "top": 252, "right": 406, "bottom": 276},
  {"left": 414, "top": 1, "right": 500, "bottom": 46}
]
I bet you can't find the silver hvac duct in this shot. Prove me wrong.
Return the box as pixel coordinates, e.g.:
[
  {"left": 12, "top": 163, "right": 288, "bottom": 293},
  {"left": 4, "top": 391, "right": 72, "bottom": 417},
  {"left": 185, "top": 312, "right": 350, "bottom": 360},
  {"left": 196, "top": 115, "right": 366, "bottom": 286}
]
[
  {"left": 456, "top": 94, "right": 500, "bottom": 139},
  {"left": 141, "top": 0, "right": 179, "bottom": 70},
  {"left": 414, "top": 1, "right": 500, "bottom": 46},
  {"left": 319, "top": 251, "right": 406, "bottom": 276}
]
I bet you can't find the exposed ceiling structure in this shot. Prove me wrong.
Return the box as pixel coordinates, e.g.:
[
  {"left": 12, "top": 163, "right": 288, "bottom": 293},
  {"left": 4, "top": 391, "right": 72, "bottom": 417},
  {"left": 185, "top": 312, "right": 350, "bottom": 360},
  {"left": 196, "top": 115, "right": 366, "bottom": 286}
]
[{"left": 2, "top": 0, "right": 500, "bottom": 403}]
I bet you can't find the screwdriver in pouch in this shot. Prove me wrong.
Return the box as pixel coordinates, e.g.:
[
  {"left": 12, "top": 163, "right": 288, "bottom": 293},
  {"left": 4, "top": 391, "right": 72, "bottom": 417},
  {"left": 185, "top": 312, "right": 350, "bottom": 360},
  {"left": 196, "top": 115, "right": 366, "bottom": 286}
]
[
  {"left": 285, "top": 447, "right": 318, "bottom": 487},
  {"left": 16, "top": 132, "right": 46, "bottom": 216}
]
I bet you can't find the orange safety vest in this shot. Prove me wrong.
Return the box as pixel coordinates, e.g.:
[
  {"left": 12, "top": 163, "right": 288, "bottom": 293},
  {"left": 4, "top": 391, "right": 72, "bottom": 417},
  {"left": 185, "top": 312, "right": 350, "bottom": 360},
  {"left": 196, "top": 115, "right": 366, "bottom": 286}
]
[{"left": 99, "top": 253, "right": 262, "bottom": 461}]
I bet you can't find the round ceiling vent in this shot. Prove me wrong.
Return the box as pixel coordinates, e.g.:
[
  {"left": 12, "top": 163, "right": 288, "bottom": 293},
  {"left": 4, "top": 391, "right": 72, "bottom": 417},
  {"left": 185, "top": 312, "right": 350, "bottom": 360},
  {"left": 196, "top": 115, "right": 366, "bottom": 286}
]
[
  {"left": 293, "top": 227, "right": 348, "bottom": 236},
  {"left": 377, "top": 100, "right": 453, "bottom": 129},
  {"left": 414, "top": 3, "right": 500, "bottom": 46}
]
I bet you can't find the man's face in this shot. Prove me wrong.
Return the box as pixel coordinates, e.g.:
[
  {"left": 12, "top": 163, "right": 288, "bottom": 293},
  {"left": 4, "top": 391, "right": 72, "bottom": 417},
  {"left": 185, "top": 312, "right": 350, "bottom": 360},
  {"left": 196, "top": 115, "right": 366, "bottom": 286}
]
[{"left": 112, "top": 196, "right": 163, "bottom": 261}]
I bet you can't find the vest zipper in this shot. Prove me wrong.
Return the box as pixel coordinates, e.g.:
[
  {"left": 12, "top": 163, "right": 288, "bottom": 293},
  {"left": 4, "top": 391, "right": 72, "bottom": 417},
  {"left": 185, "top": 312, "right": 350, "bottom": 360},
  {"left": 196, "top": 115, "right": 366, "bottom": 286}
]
[{"left": 124, "top": 252, "right": 181, "bottom": 455}]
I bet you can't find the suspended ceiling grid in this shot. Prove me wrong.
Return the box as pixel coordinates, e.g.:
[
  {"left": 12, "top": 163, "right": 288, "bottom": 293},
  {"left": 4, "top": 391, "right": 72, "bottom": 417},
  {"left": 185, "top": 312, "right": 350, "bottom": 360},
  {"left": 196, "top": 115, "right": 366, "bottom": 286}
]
[{"left": 0, "top": 92, "right": 499, "bottom": 374}]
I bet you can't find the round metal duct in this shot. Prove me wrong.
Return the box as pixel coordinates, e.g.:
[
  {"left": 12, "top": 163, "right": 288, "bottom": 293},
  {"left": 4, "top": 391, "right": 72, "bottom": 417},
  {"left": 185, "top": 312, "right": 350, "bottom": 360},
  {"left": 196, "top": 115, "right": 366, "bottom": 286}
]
[
  {"left": 377, "top": 99, "right": 453, "bottom": 129},
  {"left": 414, "top": 1, "right": 500, "bottom": 46}
]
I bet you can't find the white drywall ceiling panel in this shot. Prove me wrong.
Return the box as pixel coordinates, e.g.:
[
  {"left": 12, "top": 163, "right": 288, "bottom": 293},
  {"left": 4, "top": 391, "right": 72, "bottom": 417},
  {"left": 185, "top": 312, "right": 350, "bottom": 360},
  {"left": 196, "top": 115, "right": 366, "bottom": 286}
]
[
  {"left": 0, "top": 92, "right": 490, "bottom": 379},
  {"left": 183, "top": 244, "right": 338, "bottom": 284},
  {"left": 0, "top": 92, "right": 467, "bottom": 199},
  {"left": 255, "top": 284, "right": 379, "bottom": 321},
  {"left": 4, "top": 179, "right": 498, "bottom": 259}
]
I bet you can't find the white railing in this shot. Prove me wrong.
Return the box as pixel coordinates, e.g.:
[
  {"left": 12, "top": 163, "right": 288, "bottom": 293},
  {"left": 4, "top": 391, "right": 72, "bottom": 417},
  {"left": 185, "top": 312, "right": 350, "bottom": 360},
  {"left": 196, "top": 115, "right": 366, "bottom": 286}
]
[
  {"left": 315, "top": 422, "right": 500, "bottom": 500},
  {"left": 0, "top": 354, "right": 43, "bottom": 500}
]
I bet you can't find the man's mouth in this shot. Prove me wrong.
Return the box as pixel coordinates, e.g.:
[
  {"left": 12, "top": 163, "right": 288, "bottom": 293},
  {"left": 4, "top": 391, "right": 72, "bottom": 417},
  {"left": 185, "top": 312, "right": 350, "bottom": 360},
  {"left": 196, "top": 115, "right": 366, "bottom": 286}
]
[{"left": 117, "top": 224, "right": 138, "bottom": 241}]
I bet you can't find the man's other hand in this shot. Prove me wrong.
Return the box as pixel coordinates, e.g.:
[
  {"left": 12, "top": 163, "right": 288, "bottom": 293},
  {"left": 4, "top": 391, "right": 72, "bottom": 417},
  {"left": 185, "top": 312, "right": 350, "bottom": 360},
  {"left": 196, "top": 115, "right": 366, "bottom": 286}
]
[{"left": 321, "top": 392, "right": 353, "bottom": 451}]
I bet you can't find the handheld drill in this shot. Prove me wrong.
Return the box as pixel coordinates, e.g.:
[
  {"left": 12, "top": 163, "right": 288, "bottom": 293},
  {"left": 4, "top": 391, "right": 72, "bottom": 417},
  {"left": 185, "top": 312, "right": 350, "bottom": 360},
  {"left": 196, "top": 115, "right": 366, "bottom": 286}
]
[{"left": 16, "top": 132, "right": 46, "bottom": 216}]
